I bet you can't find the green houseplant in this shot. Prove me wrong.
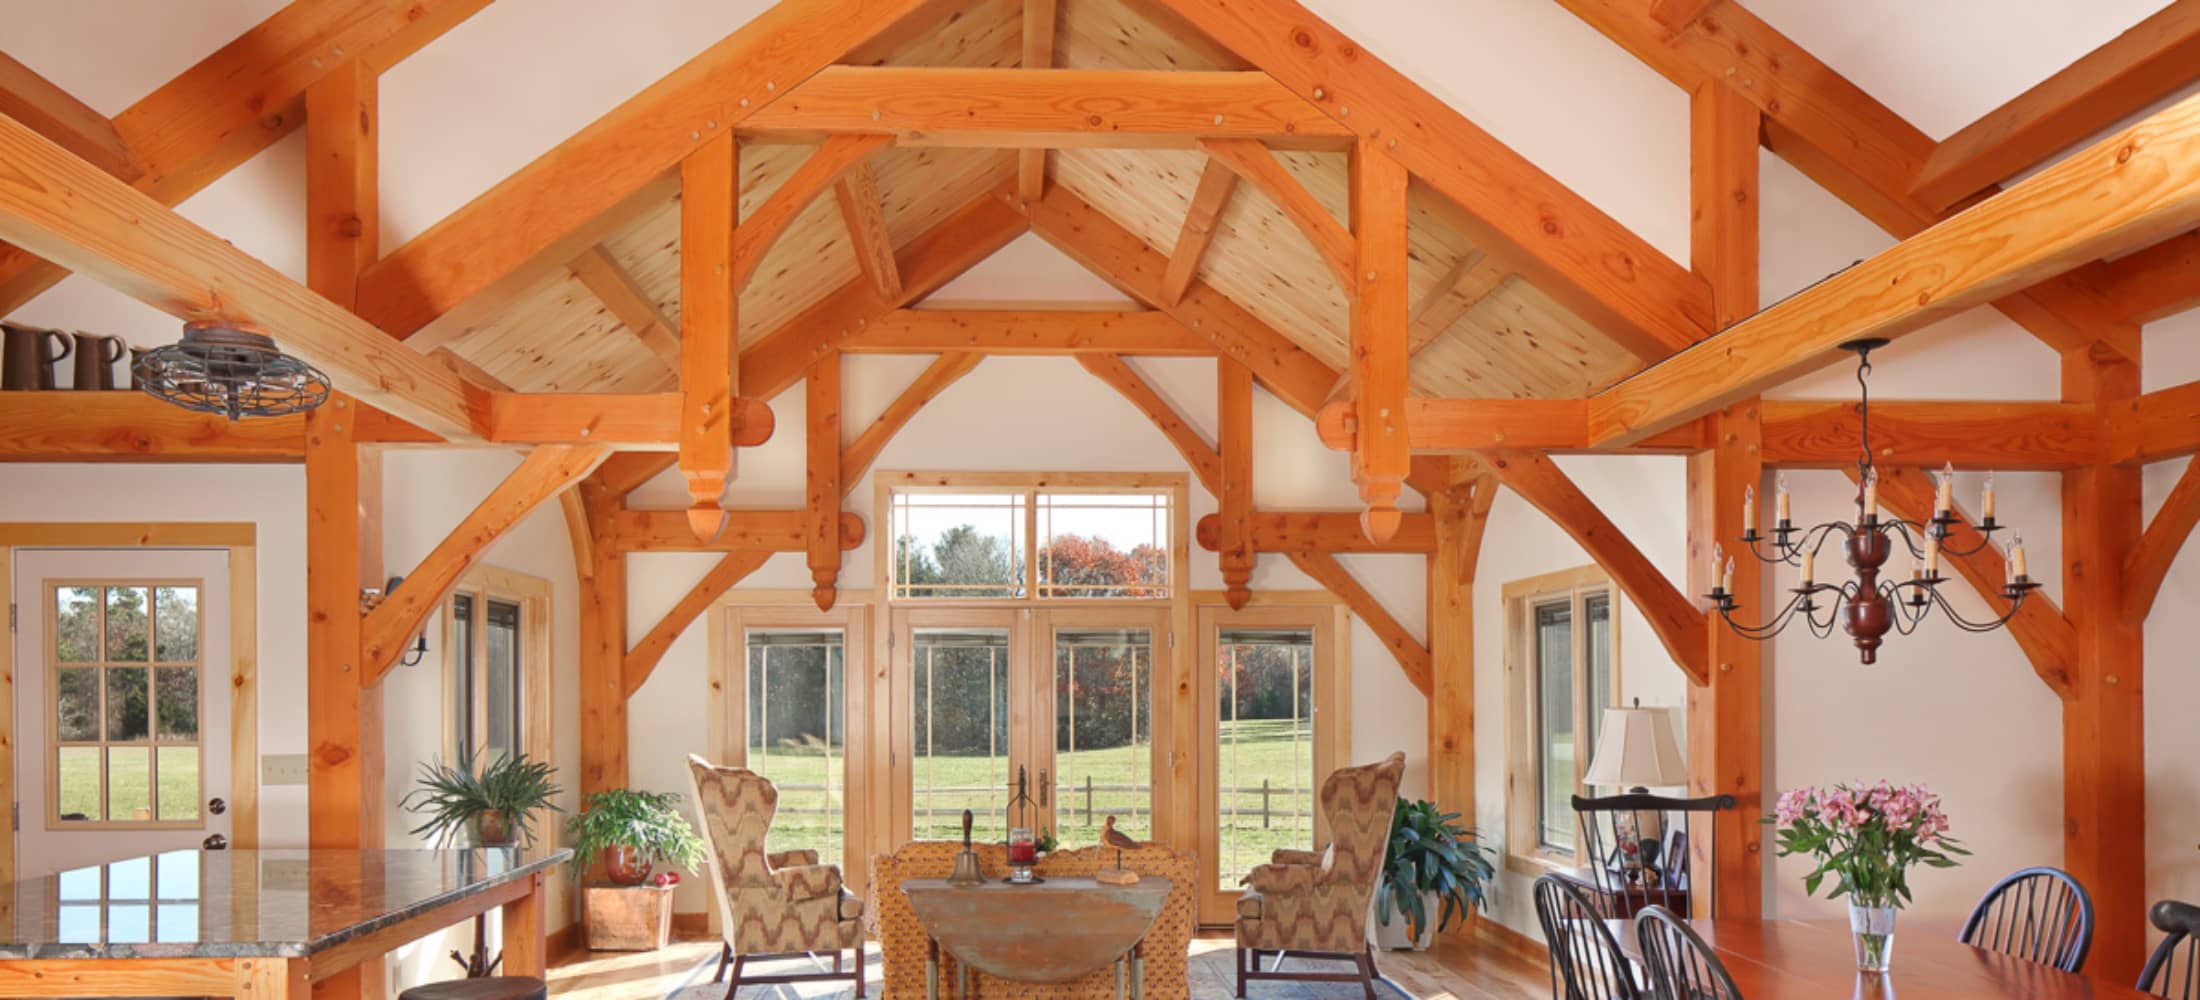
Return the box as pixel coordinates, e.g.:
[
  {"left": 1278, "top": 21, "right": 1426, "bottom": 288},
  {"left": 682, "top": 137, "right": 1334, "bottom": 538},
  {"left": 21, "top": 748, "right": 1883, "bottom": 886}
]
[
  {"left": 398, "top": 750, "right": 562, "bottom": 848},
  {"left": 565, "top": 789, "right": 708, "bottom": 887},
  {"left": 1374, "top": 797, "right": 1494, "bottom": 950}
]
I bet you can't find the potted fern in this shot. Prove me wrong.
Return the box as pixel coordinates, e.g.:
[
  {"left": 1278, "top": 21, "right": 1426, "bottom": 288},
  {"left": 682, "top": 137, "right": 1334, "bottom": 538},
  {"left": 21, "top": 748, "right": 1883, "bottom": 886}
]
[
  {"left": 398, "top": 750, "right": 562, "bottom": 848},
  {"left": 1373, "top": 797, "right": 1494, "bottom": 950},
  {"left": 564, "top": 789, "right": 707, "bottom": 887}
]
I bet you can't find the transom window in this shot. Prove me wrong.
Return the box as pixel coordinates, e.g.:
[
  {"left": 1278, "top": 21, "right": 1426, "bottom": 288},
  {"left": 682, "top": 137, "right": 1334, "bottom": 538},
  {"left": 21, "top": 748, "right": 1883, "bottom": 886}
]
[
  {"left": 47, "top": 582, "right": 204, "bottom": 827},
  {"left": 886, "top": 478, "right": 1176, "bottom": 602}
]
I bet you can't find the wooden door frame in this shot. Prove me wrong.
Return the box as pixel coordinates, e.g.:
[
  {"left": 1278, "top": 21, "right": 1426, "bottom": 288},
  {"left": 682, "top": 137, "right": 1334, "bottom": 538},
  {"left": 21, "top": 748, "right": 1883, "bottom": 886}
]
[
  {"left": 0, "top": 522, "right": 261, "bottom": 884},
  {"left": 1193, "top": 595, "right": 1351, "bottom": 926}
]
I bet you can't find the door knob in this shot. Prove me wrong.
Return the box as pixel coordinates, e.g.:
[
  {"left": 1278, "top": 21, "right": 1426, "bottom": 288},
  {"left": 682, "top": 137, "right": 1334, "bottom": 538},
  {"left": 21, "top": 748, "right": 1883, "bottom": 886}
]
[
  {"left": 203, "top": 833, "right": 228, "bottom": 850},
  {"left": 207, "top": 797, "right": 226, "bottom": 815}
]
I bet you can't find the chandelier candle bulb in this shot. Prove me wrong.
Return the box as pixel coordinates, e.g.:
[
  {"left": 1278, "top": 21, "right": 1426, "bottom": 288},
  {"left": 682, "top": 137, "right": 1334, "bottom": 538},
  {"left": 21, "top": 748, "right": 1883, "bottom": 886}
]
[
  {"left": 1743, "top": 484, "right": 1756, "bottom": 536},
  {"left": 1982, "top": 472, "right": 1996, "bottom": 522},
  {"left": 1777, "top": 475, "right": 1792, "bottom": 524},
  {"left": 1935, "top": 463, "right": 1953, "bottom": 515},
  {"left": 1862, "top": 472, "right": 1880, "bottom": 519},
  {"left": 1721, "top": 557, "right": 1735, "bottom": 595},
  {"left": 1801, "top": 549, "right": 1815, "bottom": 587},
  {"left": 1925, "top": 534, "right": 1940, "bottom": 577},
  {"left": 2010, "top": 535, "right": 2027, "bottom": 580}
]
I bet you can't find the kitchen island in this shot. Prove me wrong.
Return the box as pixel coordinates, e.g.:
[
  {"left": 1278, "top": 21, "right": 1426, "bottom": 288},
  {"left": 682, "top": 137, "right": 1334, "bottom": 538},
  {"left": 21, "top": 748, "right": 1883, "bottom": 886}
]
[{"left": 0, "top": 848, "right": 567, "bottom": 997}]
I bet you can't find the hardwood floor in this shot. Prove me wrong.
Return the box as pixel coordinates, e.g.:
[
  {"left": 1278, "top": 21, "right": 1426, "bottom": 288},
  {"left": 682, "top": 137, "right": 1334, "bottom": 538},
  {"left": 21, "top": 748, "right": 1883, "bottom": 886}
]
[{"left": 546, "top": 921, "right": 1551, "bottom": 1000}]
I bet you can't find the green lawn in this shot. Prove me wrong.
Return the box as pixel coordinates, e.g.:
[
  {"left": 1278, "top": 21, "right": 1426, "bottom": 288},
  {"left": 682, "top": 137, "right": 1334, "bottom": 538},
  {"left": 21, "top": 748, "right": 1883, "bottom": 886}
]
[
  {"left": 745, "top": 717, "right": 1317, "bottom": 890},
  {"left": 57, "top": 746, "right": 200, "bottom": 822}
]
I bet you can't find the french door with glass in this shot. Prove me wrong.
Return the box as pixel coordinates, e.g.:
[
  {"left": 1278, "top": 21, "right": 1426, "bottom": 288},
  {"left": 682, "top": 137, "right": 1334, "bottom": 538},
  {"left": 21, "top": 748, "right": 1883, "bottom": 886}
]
[
  {"left": 1196, "top": 605, "right": 1346, "bottom": 924},
  {"left": 890, "top": 607, "right": 1171, "bottom": 851}
]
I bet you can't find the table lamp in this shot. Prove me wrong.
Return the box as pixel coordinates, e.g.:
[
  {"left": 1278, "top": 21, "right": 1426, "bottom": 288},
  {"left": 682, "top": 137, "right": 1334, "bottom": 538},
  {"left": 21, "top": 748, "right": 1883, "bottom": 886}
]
[{"left": 1582, "top": 700, "right": 1686, "bottom": 882}]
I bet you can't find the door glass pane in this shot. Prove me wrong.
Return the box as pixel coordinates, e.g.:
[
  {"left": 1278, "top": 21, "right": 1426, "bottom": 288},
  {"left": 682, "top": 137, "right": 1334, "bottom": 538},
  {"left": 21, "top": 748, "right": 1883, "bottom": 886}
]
[
  {"left": 155, "top": 667, "right": 197, "bottom": 741},
  {"left": 153, "top": 586, "right": 198, "bottom": 662},
  {"left": 58, "top": 746, "right": 101, "bottom": 821},
  {"left": 156, "top": 747, "right": 200, "bottom": 821},
  {"left": 451, "top": 594, "right": 475, "bottom": 755},
  {"left": 1535, "top": 601, "right": 1575, "bottom": 851},
  {"left": 911, "top": 628, "right": 1012, "bottom": 842},
  {"left": 106, "top": 667, "right": 149, "bottom": 741},
  {"left": 1036, "top": 493, "right": 1170, "bottom": 598},
  {"left": 748, "top": 629, "right": 845, "bottom": 862},
  {"left": 1215, "top": 627, "right": 1315, "bottom": 892},
  {"left": 890, "top": 494, "right": 1027, "bottom": 598},
  {"left": 105, "top": 586, "right": 149, "bottom": 661},
  {"left": 57, "top": 667, "right": 98, "bottom": 741},
  {"left": 1584, "top": 594, "right": 1612, "bottom": 768},
  {"left": 55, "top": 587, "right": 99, "bottom": 661},
  {"left": 1055, "top": 628, "right": 1153, "bottom": 845},
  {"left": 108, "top": 746, "right": 151, "bottom": 821},
  {"left": 485, "top": 599, "right": 520, "bottom": 762}
]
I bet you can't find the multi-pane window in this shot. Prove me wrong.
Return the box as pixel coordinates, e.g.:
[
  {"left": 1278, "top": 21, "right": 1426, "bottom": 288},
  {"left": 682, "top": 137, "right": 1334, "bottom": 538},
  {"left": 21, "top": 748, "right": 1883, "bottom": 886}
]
[
  {"left": 1213, "top": 626, "right": 1316, "bottom": 892},
  {"left": 449, "top": 593, "right": 524, "bottom": 761},
  {"left": 1505, "top": 568, "right": 1617, "bottom": 866},
  {"left": 55, "top": 850, "right": 202, "bottom": 944},
  {"left": 48, "top": 582, "right": 203, "bottom": 827},
  {"left": 909, "top": 628, "right": 1011, "bottom": 842},
  {"left": 1052, "top": 627, "right": 1154, "bottom": 844},
  {"left": 888, "top": 487, "right": 1172, "bottom": 601},
  {"left": 746, "top": 629, "right": 846, "bottom": 863}
]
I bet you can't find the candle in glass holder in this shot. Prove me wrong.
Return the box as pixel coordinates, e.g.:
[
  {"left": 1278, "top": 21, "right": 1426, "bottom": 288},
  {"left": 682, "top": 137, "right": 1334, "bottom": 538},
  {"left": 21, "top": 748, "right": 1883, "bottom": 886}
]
[{"left": 1007, "top": 826, "right": 1037, "bottom": 883}]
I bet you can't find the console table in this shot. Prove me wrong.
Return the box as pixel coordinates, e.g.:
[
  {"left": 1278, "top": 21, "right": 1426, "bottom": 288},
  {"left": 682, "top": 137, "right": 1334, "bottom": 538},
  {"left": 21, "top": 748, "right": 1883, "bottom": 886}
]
[
  {"left": 903, "top": 875, "right": 1171, "bottom": 1000},
  {"left": 0, "top": 847, "right": 567, "bottom": 998}
]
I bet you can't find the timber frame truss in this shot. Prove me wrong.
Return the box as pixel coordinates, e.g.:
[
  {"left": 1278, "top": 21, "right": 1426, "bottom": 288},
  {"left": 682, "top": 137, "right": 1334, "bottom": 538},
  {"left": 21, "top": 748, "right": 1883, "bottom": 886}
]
[{"left": 3, "top": 0, "right": 2200, "bottom": 983}]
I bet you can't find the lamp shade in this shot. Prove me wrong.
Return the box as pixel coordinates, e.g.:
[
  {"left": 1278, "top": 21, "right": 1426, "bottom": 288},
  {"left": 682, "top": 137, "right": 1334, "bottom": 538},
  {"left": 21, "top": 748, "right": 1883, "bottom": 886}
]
[{"left": 1582, "top": 704, "right": 1686, "bottom": 789}]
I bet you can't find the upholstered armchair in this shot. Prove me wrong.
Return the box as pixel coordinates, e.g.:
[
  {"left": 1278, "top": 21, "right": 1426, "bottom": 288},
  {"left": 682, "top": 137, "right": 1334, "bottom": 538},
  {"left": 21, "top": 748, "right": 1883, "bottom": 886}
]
[
  {"left": 685, "top": 755, "right": 866, "bottom": 998},
  {"left": 1233, "top": 751, "right": 1405, "bottom": 1000}
]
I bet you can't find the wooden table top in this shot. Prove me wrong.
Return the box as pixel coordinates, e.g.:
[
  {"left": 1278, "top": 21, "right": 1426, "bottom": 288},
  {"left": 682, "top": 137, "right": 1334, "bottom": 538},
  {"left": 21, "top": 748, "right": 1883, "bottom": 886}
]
[
  {"left": 1596, "top": 919, "right": 2153, "bottom": 998},
  {"left": 902, "top": 875, "right": 1171, "bottom": 983}
]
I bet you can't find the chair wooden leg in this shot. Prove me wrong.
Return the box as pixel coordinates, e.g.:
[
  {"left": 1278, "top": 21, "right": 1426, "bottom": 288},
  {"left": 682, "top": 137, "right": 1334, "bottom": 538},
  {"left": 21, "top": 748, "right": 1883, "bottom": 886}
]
[
  {"left": 721, "top": 953, "right": 746, "bottom": 1000},
  {"left": 1235, "top": 947, "right": 1248, "bottom": 998},
  {"left": 854, "top": 942, "right": 867, "bottom": 998},
  {"left": 1355, "top": 947, "right": 1377, "bottom": 1000},
  {"left": 712, "top": 943, "right": 732, "bottom": 984}
]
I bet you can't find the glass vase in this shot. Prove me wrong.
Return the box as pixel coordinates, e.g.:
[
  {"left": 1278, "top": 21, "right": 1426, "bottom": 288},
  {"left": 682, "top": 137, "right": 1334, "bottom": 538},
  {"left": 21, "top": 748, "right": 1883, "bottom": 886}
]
[{"left": 1849, "top": 900, "right": 1897, "bottom": 973}]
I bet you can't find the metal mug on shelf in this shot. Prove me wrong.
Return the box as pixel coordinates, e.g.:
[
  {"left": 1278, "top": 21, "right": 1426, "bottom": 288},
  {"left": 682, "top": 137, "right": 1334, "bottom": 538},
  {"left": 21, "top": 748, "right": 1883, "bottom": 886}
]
[
  {"left": 1, "top": 323, "right": 72, "bottom": 390},
  {"left": 71, "top": 331, "right": 126, "bottom": 390}
]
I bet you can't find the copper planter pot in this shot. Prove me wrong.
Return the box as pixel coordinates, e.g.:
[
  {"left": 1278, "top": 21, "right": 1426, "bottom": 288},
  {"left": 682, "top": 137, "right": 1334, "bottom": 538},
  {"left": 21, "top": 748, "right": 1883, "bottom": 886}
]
[
  {"left": 601, "top": 846, "right": 654, "bottom": 886},
  {"left": 473, "top": 809, "right": 518, "bottom": 848}
]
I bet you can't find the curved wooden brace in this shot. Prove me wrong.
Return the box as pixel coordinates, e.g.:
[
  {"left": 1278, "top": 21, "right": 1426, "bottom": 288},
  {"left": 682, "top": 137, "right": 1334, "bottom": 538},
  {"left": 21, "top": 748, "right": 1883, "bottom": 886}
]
[
  {"left": 622, "top": 550, "right": 771, "bottom": 698},
  {"left": 1478, "top": 449, "right": 1709, "bottom": 685},
  {"left": 1854, "top": 465, "right": 2076, "bottom": 697},
  {"left": 734, "top": 134, "right": 893, "bottom": 292},
  {"left": 1198, "top": 138, "right": 1357, "bottom": 294},
  {"left": 559, "top": 487, "right": 594, "bottom": 584},
  {"left": 845, "top": 352, "right": 983, "bottom": 487},
  {"left": 1285, "top": 551, "right": 1430, "bottom": 696},
  {"left": 2124, "top": 457, "right": 2200, "bottom": 622},
  {"left": 1076, "top": 354, "right": 1222, "bottom": 495},
  {"left": 362, "top": 444, "right": 611, "bottom": 684}
]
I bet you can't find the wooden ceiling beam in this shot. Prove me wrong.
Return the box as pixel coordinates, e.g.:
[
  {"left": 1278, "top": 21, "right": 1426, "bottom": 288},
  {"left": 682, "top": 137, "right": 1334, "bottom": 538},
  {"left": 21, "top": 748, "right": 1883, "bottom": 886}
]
[
  {"left": 1313, "top": 397, "right": 1707, "bottom": 454},
  {"left": 0, "top": 391, "right": 305, "bottom": 462},
  {"left": 352, "top": 0, "right": 954, "bottom": 338},
  {"left": 1019, "top": 0, "right": 1060, "bottom": 201},
  {"left": 2102, "top": 378, "right": 2200, "bottom": 464},
  {"left": 844, "top": 352, "right": 984, "bottom": 487},
  {"left": 1200, "top": 138, "right": 1356, "bottom": 293},
  {"left": 847, "top": 309, "right": 1212, "bottom": 355},
  {"left": 360, "top": 443, "right": 611, "bottom": 684},
  {"left": 621, "top": 551, "right": 771, "bottom": 698},
  {"left": 1151, "top": 0, "right": 1716, "bottom": 360},
  {"left": 480, "top": 392, "right": 771, "bottom": 448},
  {"left": 1760, "top": 400, "right": 2101, "bottom": 469},
  {"left": 0, "top": 0, "right": 493, "bottom": 316},
  {"left": 567, "top": 245, "right": 683, "bottom": 378},
  {"left": 1909, "top": 1, "right": 2200, "bottom": 214},
  {"left": 2123, "top": 457, "right": 2200, "bottom": 623},
  {"left": 1159, "top": 160, "right": 1239, "bottom": 306},
  {"left": 741, "top": 67, "right": 1350, "bottom": 148},
  {"left": 591, "top": 454, "right": 679, "bottom": 500},
  {"left": 835, "top": 161, "right": 902, "bottom": 301},
  {"left": 1586, "top": 90, "right": 2200, "bottom": 446},
  {"left": 2093, "top": 230, "right": 2200, "bottom": 325},
  {"left": 602, "top": 508, "right": 867, "bottom": 554},
  {"left": 0, "top": 51, "right": 139, "bottom": 183},
  {"left": 1197, "top": 511, "right": 1436, "bottom": 555},
  {"left": 1286, "top": 551, "right": 1431, "bottom": 696},
  {"left": 741, "top": 186, "right": 1028, "bottom": 401},
  {"left": 736, "top": 134, "right": 892, "bottom": 292},
  {"left": 1478, "top": 449, "right": 1709, "bottom": 684},
  {"left": 1407, "top": 251, "right": 1507, "bottom": 354},
  {"left": 0, "top": 114, "right": 484, "bottom": 438}
]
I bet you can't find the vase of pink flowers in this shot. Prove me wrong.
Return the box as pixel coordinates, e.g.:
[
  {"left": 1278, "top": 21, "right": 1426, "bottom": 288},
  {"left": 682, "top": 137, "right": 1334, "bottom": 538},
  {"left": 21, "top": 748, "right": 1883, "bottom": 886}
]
[{"left": 1768, "top": 782, "right": 1968, "bottom": 973}]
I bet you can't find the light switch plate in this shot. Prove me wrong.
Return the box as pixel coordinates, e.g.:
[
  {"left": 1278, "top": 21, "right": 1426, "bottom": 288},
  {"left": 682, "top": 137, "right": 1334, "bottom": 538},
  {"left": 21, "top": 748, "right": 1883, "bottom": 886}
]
[{"left": 261, "top": 753, "right": 309, "bottom": 786}]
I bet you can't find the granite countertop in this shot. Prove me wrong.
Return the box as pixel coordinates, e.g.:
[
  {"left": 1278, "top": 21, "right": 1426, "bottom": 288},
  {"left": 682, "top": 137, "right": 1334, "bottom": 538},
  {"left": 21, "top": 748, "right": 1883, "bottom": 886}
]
[{"left": 0, "top": 848, "right": 570, "bottom": 960}]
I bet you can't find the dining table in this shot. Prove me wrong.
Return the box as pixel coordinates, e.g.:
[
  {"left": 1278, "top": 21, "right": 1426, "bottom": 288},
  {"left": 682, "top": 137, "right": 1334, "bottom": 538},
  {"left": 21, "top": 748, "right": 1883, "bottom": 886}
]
[
  {"left": 1603, "top": 918, "right": 2156, "bottom": 998},
  {"left": 0, "top": 847, "right": 567, "bottom": 998}
]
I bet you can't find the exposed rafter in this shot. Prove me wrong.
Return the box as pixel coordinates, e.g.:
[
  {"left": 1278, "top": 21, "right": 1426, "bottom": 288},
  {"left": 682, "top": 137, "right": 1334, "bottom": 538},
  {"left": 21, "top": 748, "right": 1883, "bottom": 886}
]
[
  {"left": 567, "top": 245, "right": 683, "bottom": 377},
  {"left": 1019, "top": 0, "right": 1059, "bottom": 201},
  {"left": 1160, "top": 160, "right": 1239, "bottom": 306},
  {"left": 1199, "top": 138, "right": 1356, "bottom": 293},
  {"left": 736, "top": 134, "right": 892, "bottom": 291},
  {"left": 835, "top": 161, "right": 902, "bottom": 300},
  {"left": 1406, "top": 251, "right": 1507, "bottom": 354}
]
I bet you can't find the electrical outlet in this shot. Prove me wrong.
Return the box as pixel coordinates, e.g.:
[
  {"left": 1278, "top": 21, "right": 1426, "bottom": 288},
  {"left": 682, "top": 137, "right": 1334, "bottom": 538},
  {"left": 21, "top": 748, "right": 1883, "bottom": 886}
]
[{"left": 261, "top": 753, "right": 309, "bottom": 786}]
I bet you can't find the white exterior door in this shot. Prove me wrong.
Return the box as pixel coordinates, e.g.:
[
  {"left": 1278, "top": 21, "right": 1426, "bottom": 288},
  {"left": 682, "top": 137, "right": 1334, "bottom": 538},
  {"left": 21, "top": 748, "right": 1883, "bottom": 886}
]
[{"left": 13, "top": 549, "right": 232, "bottom": 878}]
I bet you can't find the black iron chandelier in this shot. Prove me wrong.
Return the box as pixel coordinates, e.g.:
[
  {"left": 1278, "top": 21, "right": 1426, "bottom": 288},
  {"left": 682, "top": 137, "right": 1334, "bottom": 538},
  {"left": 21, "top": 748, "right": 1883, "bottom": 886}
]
[
  {"left": 133, "top": 321, "right": 330, "bottom": 420},
  {"left": 1704, "top": 337, "right": 2039, "bottom": 664}
]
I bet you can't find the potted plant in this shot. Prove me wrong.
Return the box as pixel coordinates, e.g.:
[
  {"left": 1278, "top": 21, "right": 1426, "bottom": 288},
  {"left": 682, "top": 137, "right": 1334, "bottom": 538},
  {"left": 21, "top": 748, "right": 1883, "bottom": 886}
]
[
  {"left": 1373, "top": 797, "right": 1494, "bottom": 950},
  {"left": 1768, "top": 781, "right": 1967, "bottom": 973},
  {"left": 398, "top": 750, "right": 562, "bottom": 848},
  {"left": 564, "top": 788, "right": 707, "bottom": 887}
]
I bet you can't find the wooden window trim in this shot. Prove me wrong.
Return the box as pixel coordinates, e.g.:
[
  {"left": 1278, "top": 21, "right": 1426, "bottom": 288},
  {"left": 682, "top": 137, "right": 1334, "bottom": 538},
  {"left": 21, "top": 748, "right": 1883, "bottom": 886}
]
[
  {"left": 439, "top": 564, "right": 552, "bottom": 769},
  {"left": 0, "top": 523, "right": 259, "bottom": 887},
  {"left": 42, "top": 577, "right": 207, "bottom": 831},
  {"left": 1501, "top": 564, "right": 1621, "bottom": 878}
]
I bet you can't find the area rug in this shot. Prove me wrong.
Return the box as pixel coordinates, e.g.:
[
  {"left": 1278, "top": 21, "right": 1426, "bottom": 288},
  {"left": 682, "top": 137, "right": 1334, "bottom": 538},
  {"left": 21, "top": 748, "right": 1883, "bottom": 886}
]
[{"left": 662, "top": 940, "right": 1414, "bottom": 1000}]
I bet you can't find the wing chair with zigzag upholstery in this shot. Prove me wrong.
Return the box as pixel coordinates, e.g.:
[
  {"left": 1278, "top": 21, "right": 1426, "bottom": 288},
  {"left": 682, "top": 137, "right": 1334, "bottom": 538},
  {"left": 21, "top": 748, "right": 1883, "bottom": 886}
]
[
  {"left": 1233, "top": 751, "right": 1405, "bottom": 1000},
  {"left": 686, "top": 755, "right": 866, "bottom": 999}
]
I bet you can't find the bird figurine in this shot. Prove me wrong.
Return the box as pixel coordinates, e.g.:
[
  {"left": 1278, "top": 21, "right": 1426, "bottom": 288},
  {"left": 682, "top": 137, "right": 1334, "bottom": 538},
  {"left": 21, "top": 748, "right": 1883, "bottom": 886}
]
[{"left": 1096, "top": 816, "right": 1141, "bottom": 885}]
